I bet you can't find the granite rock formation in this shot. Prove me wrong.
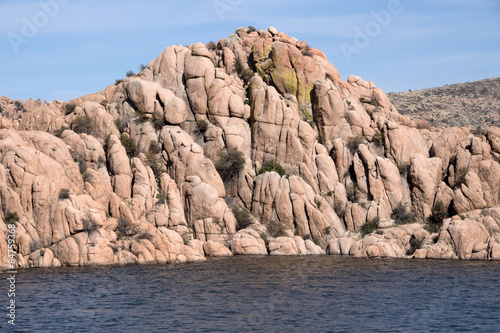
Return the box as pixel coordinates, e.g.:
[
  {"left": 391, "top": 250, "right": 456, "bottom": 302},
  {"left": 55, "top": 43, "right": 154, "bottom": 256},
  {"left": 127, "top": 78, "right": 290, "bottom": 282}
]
[{"left": 1, "top": 27, "right": 500, "bottom": 268}]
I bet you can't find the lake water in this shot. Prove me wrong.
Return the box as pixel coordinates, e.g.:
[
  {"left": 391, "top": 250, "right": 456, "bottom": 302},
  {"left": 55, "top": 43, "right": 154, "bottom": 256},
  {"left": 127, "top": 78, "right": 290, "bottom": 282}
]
[{"left": 2, "top": 256, "right": 500, "bottom": 332}]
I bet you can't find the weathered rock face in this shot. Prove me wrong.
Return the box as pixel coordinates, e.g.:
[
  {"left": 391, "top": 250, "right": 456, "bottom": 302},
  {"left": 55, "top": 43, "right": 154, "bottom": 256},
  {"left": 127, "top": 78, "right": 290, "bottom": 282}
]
[{"left": 2, "top": 27, "right": 500, "bottom": 269}]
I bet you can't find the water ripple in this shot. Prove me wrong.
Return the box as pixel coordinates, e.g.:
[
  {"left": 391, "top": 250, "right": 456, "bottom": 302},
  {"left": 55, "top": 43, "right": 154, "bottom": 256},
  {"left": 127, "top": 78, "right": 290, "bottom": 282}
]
[{"left": 2, "top": 256, "right": 499, "bottom": 332}]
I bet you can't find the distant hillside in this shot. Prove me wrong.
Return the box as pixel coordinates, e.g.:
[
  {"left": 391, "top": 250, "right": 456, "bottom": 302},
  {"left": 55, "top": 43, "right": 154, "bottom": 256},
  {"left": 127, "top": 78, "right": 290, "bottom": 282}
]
[{"left": 388, "top": 78, "right": 500, "bottom": 128}]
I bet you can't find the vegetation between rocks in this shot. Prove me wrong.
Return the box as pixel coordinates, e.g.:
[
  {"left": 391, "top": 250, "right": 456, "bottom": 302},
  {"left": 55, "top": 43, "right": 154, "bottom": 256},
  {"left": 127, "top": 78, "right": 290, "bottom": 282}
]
[
  {"left": 59, "top": 189, "right": 70, "bottom": 200},
  {"left": 258, "top": 160, "right": 285, "bottom": 176},
  {"left": 232, "top": 205, "right": 253, "bottom": 231},
  {"left": 65, "top": 103, "right": 76, "bottom": 115},
  {"left": 361, "top": 218, "right": 378, "bottom": 236},
  {"left": 266, "top": 220, "right": 287, "bottom": 238},
  {"left": 426, "top": 201, "right": 448, "bottom": 233},
  {"left": 346, "top": 136, "right": 365, "bottom": 154},
  {"left": 196, "top": 119, "right": 209, "bottom": 133},
  {"left": 391, "top": 202, "right": 416, "bottom": 224},
  {"left": 120, "top": 134, "right": 136, "bottom": 158},
  {"left": 72, "top": 116, "right": 93, "bottom": 135},
  {"left": 215, "top": 148, "right": 245, "bottom": 183},
  {"left": 3, "top": 212, "right": 19, "bottom": 225}
]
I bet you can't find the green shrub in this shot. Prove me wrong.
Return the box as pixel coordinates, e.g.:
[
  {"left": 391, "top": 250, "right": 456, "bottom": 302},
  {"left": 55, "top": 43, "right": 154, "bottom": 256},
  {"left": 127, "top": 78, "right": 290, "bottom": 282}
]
[
  {"left": 232, "top": 205, "right": 253, "bottom": 231},
  {"left": 206, "top": 41, "right": 217, "bottom": 50},
  {"left": 156, "top": 193, "right": 166, "bottom": 205},
  {"left": 82, "top": 171, "right": 94, "bottom": 183},
  {"left": 326, "top": 190, "right": 334, "bottom": 197},
  {"left": 397, "top": 163, "right": 409, "bottom": 175},
  {"left": 267, "top": 220, "right": 287, "bottom": 238},
  {"left": 118, "top": 217, "right": 139, "bottom": 236},
  {"left": 70, "top": 150, "right": 87, "bottom": 173},
  {"left": 258, "top": 160, "right": 285, "bottom": 176},
  {"left": 346, "top": 136, "right": 365, "bottom": 154},
  {"left": 3, "top": 212, "right": 19, "bottom": 225},
  {"left": 196, "top": 119, "right": 209, "bottom": 133},
  {"left": 407, "top": 236, "right": 423, "bottom": 255},
  {"left": 301, "top": 45, "right": 313, "bottom": 57},
  {"left": 114, "top": 116, "right": 131, "bottom": 132},
  {"left": 120, "top": 134, "right": 136, "bottom": 158},
  {"left": 234, "top": 57, "right": 244, "bottom": 74},
  {"left": 30, "top": 239, "right": 42, "bottom": 252},
  {"left": 241, "top": 68, "right": 254, "bottom": 83},
  {"left": 361, "top": 218, "right": 378, "bottom": 236},
  {"left": 97, "top": 156, "right": 106, "bottom": 168},
  {"left": 139, "top": 64, "right": 147, "bottom": 71},
  {"left": 391, "top": 202, "right": 416, "bottom": 224},
  {"left": 148, "top": 141, "right": 160, "bottom": 155},
  {"left": 14, "top": 101, "right": 26, "bottom": 113},
  {"left": 136, "top": 233, "right": 154, "bottom": 241},
  {"left": 429, "top": 201, "right": 447, "bottom": 226},
  {"left": 215, "top": 148, "right": 245, "bottom": 183},
  {"left": 126, "top": 70, "right": 136, "bottom": 77},
  {"left": 334, "top": 201, "right": 344, "bottom": 217},
  {"left": 244, "top": 98, "right": 250, "bottom": 105},
  {"left": 260, "top": 233, "right": 269, "bottom": 246},
  {"left": 425, "top": 201, "right": 448, "bottom": 233},
  {"left": 145, "top": 152, "right": 165, "bottom": 182},
  {"left": 59, "top": 188, "right": 70, "bottom": 200},
  {"left": 115, "top": 230, "right": 124, "bottom": 241},
  {"left": 152, "top": 111, "right": 164, "bottom": 130},
  {"left": 54, "top": 126, "right": 68, "bottom": 138},
  {"left": 115, "top": 79, "right": 123, "bottom": 85},
  {"left": 65, "top": 103, "right": 76, "bottom": 115},
  {"left": 324, "top": 226, "right": 332, "bottom": 234},
  {"left": 77, "top": 159, "right": 87, "bottom": 174},
  {"left": 454, "top": 167, "right": 469, "bottom": 188},
  {"left": 72, "top": 116, "right": 92, "bottom": 134},
  {"left": 114, "top": 118, "right": 122, "bottom": 130},
  {"left": 346, "top": 182, "right": 359, "bottom": 202},
  {"left": 247, "top": 25, "right": 256, "bottom": 33},
  {"left": 83, "top": 218, "right": 98, "bottom": 232},
  {"left": 134, "top": 109, "right": 149, "bottom": 124},
  {"left": 425, "top": 223, "right": 441, "bottom": 234},
  {"left": 372, "top": 131, "right": 385, "bottom": 147},
  {"left": 449, "top": 154, "right": 457, "bottom": 166},
  {"left": 317, "top": 133, "right": 325, "bottom": 145}
]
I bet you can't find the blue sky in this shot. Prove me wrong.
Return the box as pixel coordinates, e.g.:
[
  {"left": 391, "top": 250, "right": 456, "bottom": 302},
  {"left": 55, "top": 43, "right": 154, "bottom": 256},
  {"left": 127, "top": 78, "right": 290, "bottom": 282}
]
[{"left": 0, "top": 0, "right": 499, "bottom": 102}]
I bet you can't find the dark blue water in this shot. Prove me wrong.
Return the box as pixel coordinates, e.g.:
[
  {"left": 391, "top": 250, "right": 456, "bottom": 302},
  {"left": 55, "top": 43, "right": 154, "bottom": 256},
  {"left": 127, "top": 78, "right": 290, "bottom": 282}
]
[{"left": 2, "top": 256, "right": 500, "bottom": 332}]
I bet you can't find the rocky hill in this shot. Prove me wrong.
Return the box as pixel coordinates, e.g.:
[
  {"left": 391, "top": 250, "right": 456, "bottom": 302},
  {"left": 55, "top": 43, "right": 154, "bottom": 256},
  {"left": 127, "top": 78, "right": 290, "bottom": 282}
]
[
  {"left": 388, "top": 78, "right": 500, "bottom": 128},
  {"left": 1, "top": 27, "right": 500, "bottom": 269}
]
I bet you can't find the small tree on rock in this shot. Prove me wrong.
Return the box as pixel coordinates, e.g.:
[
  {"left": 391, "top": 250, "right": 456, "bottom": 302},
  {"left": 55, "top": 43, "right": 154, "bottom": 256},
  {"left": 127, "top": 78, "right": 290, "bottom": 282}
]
[{"left": 215, "top": 148, "right": 245, "bottom": 183}]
